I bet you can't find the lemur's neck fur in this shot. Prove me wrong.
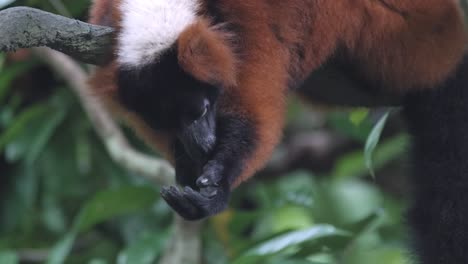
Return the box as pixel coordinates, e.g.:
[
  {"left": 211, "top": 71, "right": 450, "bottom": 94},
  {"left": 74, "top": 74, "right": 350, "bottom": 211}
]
[{"left": 117, "top": 0, "right": 200, "bottom": 68}]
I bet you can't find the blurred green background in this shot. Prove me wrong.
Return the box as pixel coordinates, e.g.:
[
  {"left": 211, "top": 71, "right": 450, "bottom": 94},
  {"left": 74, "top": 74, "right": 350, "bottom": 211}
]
[{"left": 0, "top": 0, "right": 415, "bottom": 263}]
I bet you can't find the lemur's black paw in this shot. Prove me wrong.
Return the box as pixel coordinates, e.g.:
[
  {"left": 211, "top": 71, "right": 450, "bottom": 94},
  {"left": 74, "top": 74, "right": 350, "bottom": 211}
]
[
  {"left": 196, "top": 162, "right": 224, "bottom": 187},
  {"left": 160, "top": 185, "right": 228, "bottom": 221}
]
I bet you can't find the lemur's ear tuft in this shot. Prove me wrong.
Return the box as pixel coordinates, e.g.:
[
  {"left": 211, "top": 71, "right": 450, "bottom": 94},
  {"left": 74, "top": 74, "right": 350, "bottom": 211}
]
[{"left": 177, "top": 19, "right": 237, "bottom": 88}]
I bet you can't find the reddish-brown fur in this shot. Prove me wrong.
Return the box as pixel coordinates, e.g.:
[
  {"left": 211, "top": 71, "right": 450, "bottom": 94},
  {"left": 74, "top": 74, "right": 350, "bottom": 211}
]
[
  {"left": 88, "top": 0, "right": 466, "bottom": 187},
  {"left": 178, "top": 19, "right": 237, "bottom": 88},
  {"left": 89, "top": 0, "right": 121, "bottom": 29}
]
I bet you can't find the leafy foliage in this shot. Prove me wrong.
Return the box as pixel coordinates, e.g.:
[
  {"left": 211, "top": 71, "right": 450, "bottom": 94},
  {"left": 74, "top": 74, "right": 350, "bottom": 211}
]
[
  {"left": 0, "top": 1, "right": 412, "bottom": 263},
  {"left": 364, "top": 111, "right": 390, "bottom": 178}
]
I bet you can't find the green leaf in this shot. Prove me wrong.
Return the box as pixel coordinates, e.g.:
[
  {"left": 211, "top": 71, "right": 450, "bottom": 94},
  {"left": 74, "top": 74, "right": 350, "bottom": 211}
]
[
  {"left": 246, "top": 225, "right": 349, "bottom": 256},
  {"left": 117, "top": 231, "right": 166, "bottom": 264},
  {"left": 47, "top": 231, "right": 78, "bottom": 264},
  {"left": 0, "top": 104, "right": 49, "bottom": 151},
  {"left": 332, "top": 151, "right": 366, "bottom": 179},
  {"left": 47, "top": 186, "right": 158, "bottom": 264},
  {"left": 269, "top": 257, "right": 321, "bottom": 264},
  {"left": 313, "top": 180, "right": 382, "bottom": 225},
  {"left": 41, "top": 194, "right": 67, "bottom": 234},
  {"left": 3, "top": 92, "right": 68, "bottom": 163},
  {"left": 364, "top": 112, "right": 390, "bottom": 178},
  {"left": 25, "top": 109, "right": 66, "bottom": 165},
  {"left": 89, "top": 259, "right": 109, "bottom": 264},
  {"left": 0, "top": 166, "right": 38, "bottom": 232},
  {"left": 307, "top": 253, "right": 336, "bottom": 264},
  {"left": 271, "top": 206, "right": 314, "bottom": 233},
  {"left": 349, "top": 108, "right": 369, "bottom": 126},
  {"left": 333, "top": 134, "right": 408, "bottom": 179},
  {"left": 329, "top": 112, "right": 374, "bottom": 142},
  {"left": 0, "top": 54, "right": 5, "bottom": 70},
  {"left": 76, "top": 186, "right": 158, "bottom": 233},
  {"left": 0, "top": 250, "right": 18, "bottom": 264},
  {"left": 232, "top": 225, "right": 349, "bottom": 264},
  {"left": 345, "top": 210, "right": 387, "bottom": 250},
  {"left": 346, "top": 247, "right": 407, "bottom": 264},
  {"left": 0, "top": 61, "right": 36, "bottom": 104}
]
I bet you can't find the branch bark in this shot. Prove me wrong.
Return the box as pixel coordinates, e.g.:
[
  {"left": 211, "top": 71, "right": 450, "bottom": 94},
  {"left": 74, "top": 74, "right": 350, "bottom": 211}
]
[
  {"left": 0, "top": 7, "right": 114, "bottom": 64},
  {"left": 160, "top": 217, "right": 203, "bottom": 264}
]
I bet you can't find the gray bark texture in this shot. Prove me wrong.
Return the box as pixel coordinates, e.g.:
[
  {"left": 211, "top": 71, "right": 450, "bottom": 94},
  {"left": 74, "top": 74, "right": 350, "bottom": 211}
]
[{"left": 0, "top": 7, "right": 114, "bottom": 64}]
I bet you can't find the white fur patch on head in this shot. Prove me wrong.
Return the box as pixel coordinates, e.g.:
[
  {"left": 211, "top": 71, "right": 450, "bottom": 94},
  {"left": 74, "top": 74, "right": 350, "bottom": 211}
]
[{"left": 117, "top": 0, "right": 199, "bottom": 67}]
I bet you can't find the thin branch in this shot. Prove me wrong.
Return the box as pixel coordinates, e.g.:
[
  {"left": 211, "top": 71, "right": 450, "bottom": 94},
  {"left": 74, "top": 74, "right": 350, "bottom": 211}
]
[
  {"left": 31, "top": 47, "right": 174, "bottom": 186},
  {"left": 160, "top": 216, "right": 203, "bottom": 264},
  {"left": 32, "top": 47, "right": 202, "bottom": 264}
]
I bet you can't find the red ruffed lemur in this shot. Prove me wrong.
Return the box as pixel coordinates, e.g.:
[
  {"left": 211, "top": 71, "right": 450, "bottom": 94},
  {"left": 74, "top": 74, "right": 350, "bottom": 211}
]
[{"left": 88, "top": 0, "right": 468, "bottom": 263}]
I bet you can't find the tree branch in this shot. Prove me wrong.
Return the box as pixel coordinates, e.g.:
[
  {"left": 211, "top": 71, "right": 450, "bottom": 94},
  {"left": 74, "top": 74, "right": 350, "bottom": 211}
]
[
  {"left": 0, "top": 7, "right": 114, "bottom": 64},
  {"left": 160, "top": 217, "right": 203, "bottom": 264}
]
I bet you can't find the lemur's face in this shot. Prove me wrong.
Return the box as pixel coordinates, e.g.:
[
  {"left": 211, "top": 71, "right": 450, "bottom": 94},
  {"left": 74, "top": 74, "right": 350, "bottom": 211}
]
[
  {"left": 117, "top": 48, "right": 220, "bottom": 161},
  {"left": 115, "top": 0, "right": 236, "bottom": 162}
]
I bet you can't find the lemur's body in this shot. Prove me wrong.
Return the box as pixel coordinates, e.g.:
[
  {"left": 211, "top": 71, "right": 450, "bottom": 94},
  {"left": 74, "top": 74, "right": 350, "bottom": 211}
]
[{"left": 89, "top": 1, "right": 468, "bottom": 263}]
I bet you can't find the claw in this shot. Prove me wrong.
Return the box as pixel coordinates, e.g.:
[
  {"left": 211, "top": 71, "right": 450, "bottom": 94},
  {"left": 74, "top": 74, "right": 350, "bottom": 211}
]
[
  {"left": 196, "top": 175, "right": 220, "bottom": 188},
  {"left": 199, "top": 178, "right": 209, "bottom": 185}
]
